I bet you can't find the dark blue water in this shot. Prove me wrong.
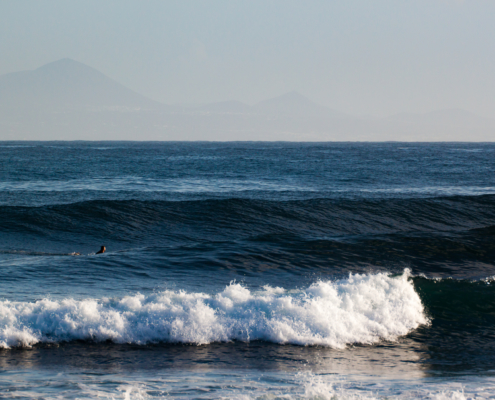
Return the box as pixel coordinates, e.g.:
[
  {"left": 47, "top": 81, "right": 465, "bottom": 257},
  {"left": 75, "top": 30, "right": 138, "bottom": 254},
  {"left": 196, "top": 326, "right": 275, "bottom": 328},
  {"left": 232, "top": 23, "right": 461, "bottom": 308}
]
[{"left": 1, "top": 142, "right": 495, "bottom": 399}]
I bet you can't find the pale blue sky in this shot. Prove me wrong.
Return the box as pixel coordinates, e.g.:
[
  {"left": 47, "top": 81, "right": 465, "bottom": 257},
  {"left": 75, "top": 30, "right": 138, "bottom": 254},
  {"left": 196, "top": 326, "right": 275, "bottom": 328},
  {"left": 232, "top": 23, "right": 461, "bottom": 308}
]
[{"left": 1, "top": 0, "right": 494, "bottom": 117}]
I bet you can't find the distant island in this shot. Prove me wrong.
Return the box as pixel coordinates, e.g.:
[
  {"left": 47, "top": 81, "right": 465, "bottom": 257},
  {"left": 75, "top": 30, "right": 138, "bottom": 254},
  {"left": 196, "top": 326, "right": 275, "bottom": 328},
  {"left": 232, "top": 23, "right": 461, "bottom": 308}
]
[{"left": 1, "top": 58, "right": 494, "bottom": 141}]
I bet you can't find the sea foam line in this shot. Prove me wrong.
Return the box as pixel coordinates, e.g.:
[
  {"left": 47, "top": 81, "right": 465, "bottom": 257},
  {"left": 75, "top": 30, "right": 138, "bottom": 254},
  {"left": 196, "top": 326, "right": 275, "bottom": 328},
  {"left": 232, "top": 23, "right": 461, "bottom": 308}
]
[{"left": 0, "top": 270, "right": 427, "bottom": 349}]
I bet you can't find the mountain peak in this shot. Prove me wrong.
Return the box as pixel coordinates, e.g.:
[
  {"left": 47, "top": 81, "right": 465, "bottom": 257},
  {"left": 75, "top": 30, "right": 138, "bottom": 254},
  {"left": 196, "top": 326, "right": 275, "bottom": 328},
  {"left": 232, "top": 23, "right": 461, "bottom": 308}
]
[{"left": 0, "top": 59, "right": 161, "bottom": 111}]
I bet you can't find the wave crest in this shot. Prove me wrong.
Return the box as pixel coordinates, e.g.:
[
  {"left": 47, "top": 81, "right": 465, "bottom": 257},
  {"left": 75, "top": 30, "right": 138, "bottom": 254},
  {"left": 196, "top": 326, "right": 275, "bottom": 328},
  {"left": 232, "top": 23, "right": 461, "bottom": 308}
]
[{"left": 0, "top": 271, "right": 427, "bottom": 349}]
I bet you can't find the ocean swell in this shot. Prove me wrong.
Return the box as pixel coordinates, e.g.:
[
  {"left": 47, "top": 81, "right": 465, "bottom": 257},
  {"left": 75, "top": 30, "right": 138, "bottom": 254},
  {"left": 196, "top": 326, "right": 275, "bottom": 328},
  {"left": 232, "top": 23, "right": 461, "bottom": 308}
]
[
  {"left": 0, "top": 271, "right": 427, "bottom": 349},
  {"left": 2, "top": 195, "right": 495, "bottom": 241}
]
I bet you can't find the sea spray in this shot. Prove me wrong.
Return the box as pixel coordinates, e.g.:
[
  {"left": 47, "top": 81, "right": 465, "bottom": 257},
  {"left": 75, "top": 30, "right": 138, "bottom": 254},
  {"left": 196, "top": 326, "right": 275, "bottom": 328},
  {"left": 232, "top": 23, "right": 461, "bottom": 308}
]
[{"left": 0, "top": 270, "right": 427, "bottom": 349}]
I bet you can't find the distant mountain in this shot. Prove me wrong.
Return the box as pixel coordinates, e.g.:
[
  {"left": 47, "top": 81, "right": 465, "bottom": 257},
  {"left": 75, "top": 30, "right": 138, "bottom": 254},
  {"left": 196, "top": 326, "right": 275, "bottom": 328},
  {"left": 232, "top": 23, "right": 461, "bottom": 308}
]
[
  {"left": 0, "top": 59, "right": 493, "bottom": 141},
  {"left": 252, "top": 91, "right": 344, "bottom": 117},
  {"left": 192, "top": 100, "right": 252, "bottom": 114},
  {"left": 189, "top": 93, "right": 344, "bottom": 118},
  {"left": 388, "top": 108, "right": 495, "bottom": 127},
  {"left": 0, "top": 58, "right": 162, "bottom": 113}
]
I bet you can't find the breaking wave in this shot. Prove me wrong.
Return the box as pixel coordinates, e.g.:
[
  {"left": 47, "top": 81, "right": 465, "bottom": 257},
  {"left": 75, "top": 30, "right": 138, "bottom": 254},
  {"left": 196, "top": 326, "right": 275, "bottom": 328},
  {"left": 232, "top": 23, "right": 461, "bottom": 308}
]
[{"left": 0, "top": 270, "right": 426, "bottom": 349}]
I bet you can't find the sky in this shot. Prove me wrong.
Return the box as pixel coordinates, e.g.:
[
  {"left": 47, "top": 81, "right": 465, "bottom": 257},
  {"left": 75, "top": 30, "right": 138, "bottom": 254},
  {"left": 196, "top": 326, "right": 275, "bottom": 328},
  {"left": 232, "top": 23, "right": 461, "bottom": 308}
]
[{"left": 1, "top": 0, "right": 494, "bottom": 118}]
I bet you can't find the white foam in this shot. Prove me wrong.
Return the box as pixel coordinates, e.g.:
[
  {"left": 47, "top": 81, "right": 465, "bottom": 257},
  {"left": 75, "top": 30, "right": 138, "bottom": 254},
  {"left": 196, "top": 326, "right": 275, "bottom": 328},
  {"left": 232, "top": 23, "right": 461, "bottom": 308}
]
[
  {"left": 296, "top": 373, "right": 479, "bottom": 400},
  {"left": 0, "top": 270, "right": 428, "bottom": 349},
  {"left": 1, "top": 370, "right": 488, "bottom": 400}
]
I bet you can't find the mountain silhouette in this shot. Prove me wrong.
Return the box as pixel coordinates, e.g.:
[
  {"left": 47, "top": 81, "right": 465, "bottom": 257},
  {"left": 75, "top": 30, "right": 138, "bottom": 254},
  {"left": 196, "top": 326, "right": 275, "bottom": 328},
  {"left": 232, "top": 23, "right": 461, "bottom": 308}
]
[
  {"left": 252, "top": 91, "right": 343, "bottom": 117},
  {"left": 0, "top": 59, "right": 493, "bottom": 141},
  {"left": 0, "top": 58, "right": 161, "bottom": 112},
  {"left": 192, "top": 100, "right": 252, "bottom": 114},
  {"left": 388, "top": 108, "right": 493, "bottom": 127},
  {"left": 190, "top": 93, "right": 343, "bottom": 117}
]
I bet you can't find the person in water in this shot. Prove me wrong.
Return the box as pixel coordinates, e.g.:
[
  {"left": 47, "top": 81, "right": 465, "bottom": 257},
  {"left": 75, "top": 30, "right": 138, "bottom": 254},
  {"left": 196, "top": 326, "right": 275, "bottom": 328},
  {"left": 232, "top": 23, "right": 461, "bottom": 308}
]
[{"left": 96, "top": 246, "right": 106, "bottom": 254}]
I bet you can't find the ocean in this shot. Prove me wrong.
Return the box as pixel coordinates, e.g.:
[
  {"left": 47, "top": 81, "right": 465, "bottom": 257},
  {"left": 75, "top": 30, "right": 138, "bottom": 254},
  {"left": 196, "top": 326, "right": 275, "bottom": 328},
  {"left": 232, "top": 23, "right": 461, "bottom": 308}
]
[{"left": 1, "top": 142, "right": 495, "bottom": 399}]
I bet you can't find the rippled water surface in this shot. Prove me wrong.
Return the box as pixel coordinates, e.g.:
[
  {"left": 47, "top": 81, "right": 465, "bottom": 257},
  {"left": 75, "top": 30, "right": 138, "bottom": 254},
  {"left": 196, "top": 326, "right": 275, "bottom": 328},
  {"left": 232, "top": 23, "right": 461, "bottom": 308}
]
[{"left": 1, "top": 142, "right": 495, "bottom": 399}]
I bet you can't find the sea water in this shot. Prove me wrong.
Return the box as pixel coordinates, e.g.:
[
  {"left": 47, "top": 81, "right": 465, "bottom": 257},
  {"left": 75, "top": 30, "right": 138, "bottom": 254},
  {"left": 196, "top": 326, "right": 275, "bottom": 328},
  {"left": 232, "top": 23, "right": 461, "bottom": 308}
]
[{"left": 1, "top": 142, "right": 495, "bottom": 399}]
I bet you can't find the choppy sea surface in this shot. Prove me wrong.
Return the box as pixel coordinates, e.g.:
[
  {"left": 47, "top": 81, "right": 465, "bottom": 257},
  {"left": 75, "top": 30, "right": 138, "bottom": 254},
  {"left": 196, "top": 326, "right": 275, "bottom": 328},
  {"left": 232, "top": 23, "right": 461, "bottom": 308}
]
[{"left": 1, "top": 142, "right": 495, "bottom": 399}]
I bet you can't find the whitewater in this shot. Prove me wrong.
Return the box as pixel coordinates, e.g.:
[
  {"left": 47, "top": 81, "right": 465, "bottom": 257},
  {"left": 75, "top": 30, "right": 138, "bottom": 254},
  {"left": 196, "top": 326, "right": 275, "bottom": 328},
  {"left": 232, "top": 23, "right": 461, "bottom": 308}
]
[{"left": 0, "top": 271, "right": 426, "bottom": 349}]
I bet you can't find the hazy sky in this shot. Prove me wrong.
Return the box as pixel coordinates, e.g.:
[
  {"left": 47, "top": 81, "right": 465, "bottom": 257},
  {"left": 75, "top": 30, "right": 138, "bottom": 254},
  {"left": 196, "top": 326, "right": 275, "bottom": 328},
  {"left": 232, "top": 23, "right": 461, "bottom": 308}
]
[{"left": 1, "top": 0, "right": 494, "bottom": 117}]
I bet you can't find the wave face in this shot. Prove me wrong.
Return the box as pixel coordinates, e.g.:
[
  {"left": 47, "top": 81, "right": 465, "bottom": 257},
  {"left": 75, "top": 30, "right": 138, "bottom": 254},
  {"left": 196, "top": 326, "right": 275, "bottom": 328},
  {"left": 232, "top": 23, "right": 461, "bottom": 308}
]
[
  {"left": 3, "top": 195, "right": 495, "bottom": 240},
  {"left": 0, "top": 271, "right": 426, "bottom": 349},
  {"left": 2, "top": 195, "right": 495, "bottom": 282}
]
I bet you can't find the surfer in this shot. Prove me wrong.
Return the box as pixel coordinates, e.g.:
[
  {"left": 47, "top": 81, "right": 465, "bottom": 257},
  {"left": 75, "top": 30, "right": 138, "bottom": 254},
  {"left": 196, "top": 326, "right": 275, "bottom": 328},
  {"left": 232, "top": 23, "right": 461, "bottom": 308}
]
[{"left": 96, "top": 246, "right": 106, "bottom": 254}]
